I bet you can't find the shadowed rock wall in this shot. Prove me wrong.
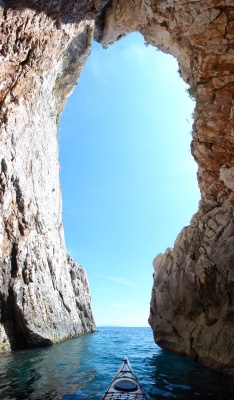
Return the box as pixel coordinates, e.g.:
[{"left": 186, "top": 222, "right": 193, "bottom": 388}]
[
  {"left": 0, "top": 0, "right": 233, "bottom": 375},
  {"left": 0, "top": 0, "right": 98, "bottom": 351}
]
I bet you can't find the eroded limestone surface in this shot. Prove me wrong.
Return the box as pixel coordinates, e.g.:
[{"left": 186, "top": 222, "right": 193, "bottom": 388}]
[
  {"left": 0, "top": 0, "right": 233, "bottom": 375},
  {"left": 99, "top": 0, "right": 234, "bottom": 375},
  {"left": 0, "top": 1, "right": 97, "bottom": 351}
]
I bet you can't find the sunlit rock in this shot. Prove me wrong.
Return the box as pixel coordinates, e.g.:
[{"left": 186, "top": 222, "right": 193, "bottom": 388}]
[{"left": 0, "top": 0, "right": 233, "bottom": 375}]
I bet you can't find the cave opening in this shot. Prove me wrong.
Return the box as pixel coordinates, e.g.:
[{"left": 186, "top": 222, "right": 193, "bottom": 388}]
[{"left": 58, "top": 32, "right": 200, "bottom": 327}]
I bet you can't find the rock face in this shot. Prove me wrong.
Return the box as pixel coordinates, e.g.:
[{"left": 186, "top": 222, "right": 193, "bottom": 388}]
[
  {"left": 149, "top": 199, "right": 234, "bottom": 375},
  {"left": 0, "top": 1, "right": 98, "bottom": 351},
  {"left": 0, "top": 0, "right": 233, "bottom": 375},
  {"left": 99, "top": 0, "right": 234, "bottom": 375}
]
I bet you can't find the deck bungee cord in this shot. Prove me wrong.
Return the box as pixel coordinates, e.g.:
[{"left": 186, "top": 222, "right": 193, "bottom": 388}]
[{"left": 102, "top": 357, "right": 147, "bottom": 400}]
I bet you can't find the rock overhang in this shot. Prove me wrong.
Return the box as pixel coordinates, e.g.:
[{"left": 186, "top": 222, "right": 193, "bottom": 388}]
[{"left": 0, "top": 0, "right": 233, "bottom": 375}]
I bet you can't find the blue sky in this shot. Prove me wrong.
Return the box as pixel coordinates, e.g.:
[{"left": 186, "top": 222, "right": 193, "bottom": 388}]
[{"left": 59, "top": 32, "right": 200, "bottom": 327}]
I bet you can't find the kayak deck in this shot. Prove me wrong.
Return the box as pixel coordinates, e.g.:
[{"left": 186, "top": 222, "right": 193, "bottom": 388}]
[
  {"left": 102, "top": 393, "right": 146, "bottom": 400},
  {"left": 102, "top": 357, "right": 147, "bottom": 400}
]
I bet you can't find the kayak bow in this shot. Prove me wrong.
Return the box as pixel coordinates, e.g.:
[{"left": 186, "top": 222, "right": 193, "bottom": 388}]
[{"left": 102, "top": 357, "right": 147, "bottom": 399}]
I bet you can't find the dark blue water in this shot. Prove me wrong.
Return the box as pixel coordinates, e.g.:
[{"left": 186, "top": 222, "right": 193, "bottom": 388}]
[{"left": 0, "top": 327, "right": 233, "bottom": 399}]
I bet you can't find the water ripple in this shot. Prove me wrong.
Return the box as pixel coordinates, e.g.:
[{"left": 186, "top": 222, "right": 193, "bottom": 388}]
[{"left": 0, "top": 327, "right": 233, "bottom": 399}]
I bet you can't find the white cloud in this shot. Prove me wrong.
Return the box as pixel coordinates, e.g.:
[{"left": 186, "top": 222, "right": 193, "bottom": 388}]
[
  {"left": 172, "top": 158, "right": 198, "bottom": 176},
  {"left": 67, "top": 247, "right": 79, "bottom": 260},
  {"left": 110, "top": 303, "right": 128, "bottom": 308},
  {"left": 93, "top": 273, "right": 133, "bottom": 286},
  {"left": 122, "top": 42, "right": 148, "bottom": 67}
]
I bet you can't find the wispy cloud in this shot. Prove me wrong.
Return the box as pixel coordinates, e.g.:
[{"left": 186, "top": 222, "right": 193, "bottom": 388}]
[
  {"left": 93, "top": 273, "right": 133, "bottom": 287},
  {"left": 122, "top": 43, "right": 148, "bottom": 67},
  {"left": 110, "top": 303, "right": 128, "bottom": 308},
  {"left": 171, "top": 159, "right": 198, "bottom": 176},
  {"left": 67, "top": 248, "right": 80, "bottom": 261}
]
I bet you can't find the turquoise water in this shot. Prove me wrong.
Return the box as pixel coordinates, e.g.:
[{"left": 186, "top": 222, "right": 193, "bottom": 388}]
[{"left": 0, "top": 327, "right": 233, "bottom": 399}]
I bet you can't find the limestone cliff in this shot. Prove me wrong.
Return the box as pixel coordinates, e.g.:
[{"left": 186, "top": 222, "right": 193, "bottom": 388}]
[
  {"left": 0, "top": 0, "right": 98, "bottom": 351},
  {"left": 96, "top": 0, "right": 234, "bottom": 375},
  {"left": 0, "top": 0, "right": 233, "bottom": 376}
]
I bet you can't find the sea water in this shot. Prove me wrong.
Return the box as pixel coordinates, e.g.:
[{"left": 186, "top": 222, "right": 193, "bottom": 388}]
[{"left": 0, "top": 327, "right": 233, "bottom": 399}]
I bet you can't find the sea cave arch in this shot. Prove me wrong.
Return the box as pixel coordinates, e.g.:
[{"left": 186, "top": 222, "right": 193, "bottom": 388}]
[
  {"left": 58, "top": 31, "right": 199, "bottom": 328},
  {"left": 0, "top": 0, "right": 233, "bottom": 376}
]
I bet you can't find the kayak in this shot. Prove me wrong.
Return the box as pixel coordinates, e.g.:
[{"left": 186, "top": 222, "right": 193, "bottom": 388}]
[{"left": 101, "top": 357, "right": 147, "bottom": 399}]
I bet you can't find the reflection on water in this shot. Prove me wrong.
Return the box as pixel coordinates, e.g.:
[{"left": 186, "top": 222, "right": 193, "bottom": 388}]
[
  {"left": 0, "top": 334, "right": 95, "bottom": 400},
  {"left": 0, "top": 328, "right": 233, "bottom": 400},
  {"left": 145, "top": 351, "right": 234, "bottom": 399}
]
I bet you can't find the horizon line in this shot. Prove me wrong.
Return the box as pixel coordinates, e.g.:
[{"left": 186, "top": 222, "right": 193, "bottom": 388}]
[{"left": 96, "top": 325, "right": 150, "bottom": 328}]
